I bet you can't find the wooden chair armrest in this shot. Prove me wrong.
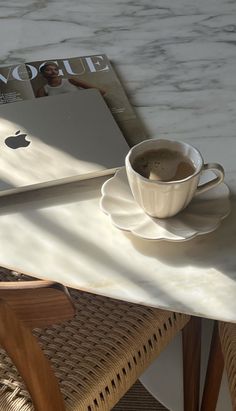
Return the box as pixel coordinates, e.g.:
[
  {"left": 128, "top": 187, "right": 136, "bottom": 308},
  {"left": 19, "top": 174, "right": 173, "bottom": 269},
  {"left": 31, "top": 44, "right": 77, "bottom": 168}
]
[
  {"left": 0, "top": 279, "right": 55, "bottom": 290},
  {"left": 0, "top": 280, "right": 75, "bottom": 328}
]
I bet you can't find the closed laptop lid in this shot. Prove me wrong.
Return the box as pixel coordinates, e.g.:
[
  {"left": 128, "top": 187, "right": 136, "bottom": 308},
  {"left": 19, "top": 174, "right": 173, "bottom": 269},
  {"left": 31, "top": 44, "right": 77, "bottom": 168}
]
[{"left": 0, "top": 89, "right": 129, "bottom": 194}]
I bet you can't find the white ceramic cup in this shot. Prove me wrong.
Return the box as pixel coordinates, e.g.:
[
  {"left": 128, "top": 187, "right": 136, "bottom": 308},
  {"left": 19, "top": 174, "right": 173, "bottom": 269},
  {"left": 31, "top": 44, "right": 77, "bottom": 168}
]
[{"left": 125, "top": 139, "right": 225, "bottom": 219}]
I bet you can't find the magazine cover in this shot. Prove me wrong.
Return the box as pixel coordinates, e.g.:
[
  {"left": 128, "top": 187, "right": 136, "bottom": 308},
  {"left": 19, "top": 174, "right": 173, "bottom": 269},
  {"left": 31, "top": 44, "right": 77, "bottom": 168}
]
[{"left": 0, "top": 54, "right": 146, "bottom": 146}]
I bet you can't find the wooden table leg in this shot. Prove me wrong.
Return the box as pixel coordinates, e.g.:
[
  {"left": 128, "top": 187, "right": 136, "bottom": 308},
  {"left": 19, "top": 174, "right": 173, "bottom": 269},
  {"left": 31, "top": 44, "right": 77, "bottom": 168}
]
[
  {"left": 182, "top": 316, "right": 201, "bottom": 411},
  {"left": 201, "top": 321, "right": 224, "bottom": 411}
]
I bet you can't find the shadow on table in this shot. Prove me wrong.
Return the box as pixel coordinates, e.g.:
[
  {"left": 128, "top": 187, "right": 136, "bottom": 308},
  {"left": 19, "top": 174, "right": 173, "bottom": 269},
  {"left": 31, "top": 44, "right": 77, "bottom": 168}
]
[
  {"left": 125, "top": 196, "right": 236, "bottom": 318},
  {"left": 0, "top": 183, "right": 195, "bottom": 317},
  {"left": 126, "top": 197, "right": 236, "bottom": 278},
  {"left": 0, "top": 180, "right": 235, "bottom": 321},
  {"left": 0, "top": 174, "right": 109, "bottom": 216}
]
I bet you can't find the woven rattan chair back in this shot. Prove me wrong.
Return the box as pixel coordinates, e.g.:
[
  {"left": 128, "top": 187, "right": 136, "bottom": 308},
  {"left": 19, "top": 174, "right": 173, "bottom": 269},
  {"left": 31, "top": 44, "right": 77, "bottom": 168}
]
[{"left": 0, "top": 269, "right": 191, "bottom": 411}]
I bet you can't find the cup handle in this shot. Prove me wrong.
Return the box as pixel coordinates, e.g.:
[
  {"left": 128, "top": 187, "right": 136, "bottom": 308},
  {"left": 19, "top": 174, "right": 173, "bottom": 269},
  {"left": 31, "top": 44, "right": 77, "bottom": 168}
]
[{"left": 195, "top": 163, "right": 225, "bottom": 196}]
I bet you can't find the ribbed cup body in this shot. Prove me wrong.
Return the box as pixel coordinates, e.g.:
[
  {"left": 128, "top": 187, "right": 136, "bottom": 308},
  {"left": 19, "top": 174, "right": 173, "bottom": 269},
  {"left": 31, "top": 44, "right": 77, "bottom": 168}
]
[{"left": 125, "top": 139, "right": 203, "bottom": 218}]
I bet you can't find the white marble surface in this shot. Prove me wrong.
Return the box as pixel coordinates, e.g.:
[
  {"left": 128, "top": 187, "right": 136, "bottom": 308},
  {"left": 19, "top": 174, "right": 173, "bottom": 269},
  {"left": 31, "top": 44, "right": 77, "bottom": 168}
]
[
  {"left": 1, "top": 2, "right": 236, "bottom": 410},
  {"left": 0, "top": 0, "right": 235, "bottom": 318},
  {"left": 0, "top": 171, "right": 235, "bottom": 323}
]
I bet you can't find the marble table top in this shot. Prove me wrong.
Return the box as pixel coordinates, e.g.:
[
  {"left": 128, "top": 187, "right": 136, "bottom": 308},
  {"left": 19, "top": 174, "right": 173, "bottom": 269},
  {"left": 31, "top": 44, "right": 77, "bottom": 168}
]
[{"left": 0, "top": 0, "right": 236, "bottom": 323}]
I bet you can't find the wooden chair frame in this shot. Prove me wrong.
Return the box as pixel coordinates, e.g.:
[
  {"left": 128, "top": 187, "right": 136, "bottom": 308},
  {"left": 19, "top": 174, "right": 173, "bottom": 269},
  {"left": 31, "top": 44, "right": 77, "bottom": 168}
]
[
  {"left": 0, "top": 278, "right": 202, "bottom": 411},
  {"left": 0, "top": 279, "right": 75, "bottom": 411}
]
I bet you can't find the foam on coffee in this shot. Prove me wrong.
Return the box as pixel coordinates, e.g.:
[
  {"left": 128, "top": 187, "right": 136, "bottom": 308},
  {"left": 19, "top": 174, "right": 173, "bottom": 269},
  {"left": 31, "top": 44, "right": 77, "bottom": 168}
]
[{"left": 132, "top": 148, "right": 195, "bottom": 181}]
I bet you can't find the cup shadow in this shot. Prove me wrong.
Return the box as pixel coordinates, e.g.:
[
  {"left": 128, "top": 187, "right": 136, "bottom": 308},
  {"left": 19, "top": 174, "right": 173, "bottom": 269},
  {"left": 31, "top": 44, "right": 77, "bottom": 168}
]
[{"left": 125, "top": 197, "right": 236, "bottom": 282}]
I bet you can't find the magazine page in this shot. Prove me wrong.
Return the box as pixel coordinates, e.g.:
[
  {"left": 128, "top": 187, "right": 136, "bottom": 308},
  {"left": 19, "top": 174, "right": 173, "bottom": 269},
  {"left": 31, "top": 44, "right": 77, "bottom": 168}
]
[
  {"left": 0, "top": 64, "right": 35, "bottom": 104},
  {"left": 28, "top": 54, "right": 146, "bottom": 146}
]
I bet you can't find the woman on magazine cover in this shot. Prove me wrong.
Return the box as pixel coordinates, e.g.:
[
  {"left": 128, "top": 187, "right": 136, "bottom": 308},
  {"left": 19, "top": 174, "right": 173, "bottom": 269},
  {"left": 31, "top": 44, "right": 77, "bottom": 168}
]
[{"left": 36, "top": 61, "right": 106, "bottom": 97}]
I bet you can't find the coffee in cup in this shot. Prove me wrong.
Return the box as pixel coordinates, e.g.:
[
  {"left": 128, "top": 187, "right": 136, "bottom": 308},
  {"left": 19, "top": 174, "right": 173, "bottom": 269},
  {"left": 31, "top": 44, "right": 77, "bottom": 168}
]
[
  {"left": 125, "top": 139, "right": 224, "bottom": 218},
  {"left": 132, "top": 148, "right": 195, "bottom": 181}
]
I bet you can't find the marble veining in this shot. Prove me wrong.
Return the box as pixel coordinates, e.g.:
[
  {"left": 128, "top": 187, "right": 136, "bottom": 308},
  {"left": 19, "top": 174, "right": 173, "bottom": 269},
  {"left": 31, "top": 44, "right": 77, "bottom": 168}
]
[
  {"left": 0, "top": 0, "right": 235, "bottom": 324},
  {"left": 0, "top": 3, "right": 236, "bottom": 409},
  {"left": 1, "top": 0, "right": 235, "bottom": 170}
]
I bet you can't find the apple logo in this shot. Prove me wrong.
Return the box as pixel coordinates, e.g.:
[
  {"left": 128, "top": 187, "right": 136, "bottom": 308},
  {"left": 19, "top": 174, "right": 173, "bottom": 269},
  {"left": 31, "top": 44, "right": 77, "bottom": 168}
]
[{"left": 5, "top": 130, "right": 31, "bottom": 149}]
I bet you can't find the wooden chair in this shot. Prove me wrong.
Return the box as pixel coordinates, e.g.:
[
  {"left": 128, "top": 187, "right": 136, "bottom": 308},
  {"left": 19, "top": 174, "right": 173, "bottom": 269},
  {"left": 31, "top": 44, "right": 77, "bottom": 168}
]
[
  {"left": 201, "top": 321, "right": 236, "bottom": 411},
  {"left": 0, "top": 269, "right": 198, "bottom": 411}
]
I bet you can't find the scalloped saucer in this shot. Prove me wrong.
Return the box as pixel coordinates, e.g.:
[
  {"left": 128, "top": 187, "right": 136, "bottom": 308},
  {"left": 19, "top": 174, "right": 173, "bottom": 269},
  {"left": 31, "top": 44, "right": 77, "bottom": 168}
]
[{"left": 100, "top": 167, "right": 231, "bottom": 241}]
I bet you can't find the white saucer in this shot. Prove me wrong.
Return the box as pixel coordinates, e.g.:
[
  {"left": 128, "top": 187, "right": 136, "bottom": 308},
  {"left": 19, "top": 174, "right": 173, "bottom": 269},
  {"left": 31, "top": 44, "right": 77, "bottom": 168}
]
[{"left": 100, "top": 167, "right": 231, "bottom": 241}]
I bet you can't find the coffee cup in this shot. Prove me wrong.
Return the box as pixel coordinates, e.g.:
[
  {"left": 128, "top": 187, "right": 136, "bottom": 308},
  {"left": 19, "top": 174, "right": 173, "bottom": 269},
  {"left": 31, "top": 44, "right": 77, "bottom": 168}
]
[{"left": 125, "top": 139, "right": 224, "bottom": 218}]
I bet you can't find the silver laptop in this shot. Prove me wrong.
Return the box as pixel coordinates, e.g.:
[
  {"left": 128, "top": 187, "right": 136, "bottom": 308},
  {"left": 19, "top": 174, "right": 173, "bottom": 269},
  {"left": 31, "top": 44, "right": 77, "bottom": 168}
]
[{"left": 0, "top": 89, "right": 129, "bottom": 195}]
